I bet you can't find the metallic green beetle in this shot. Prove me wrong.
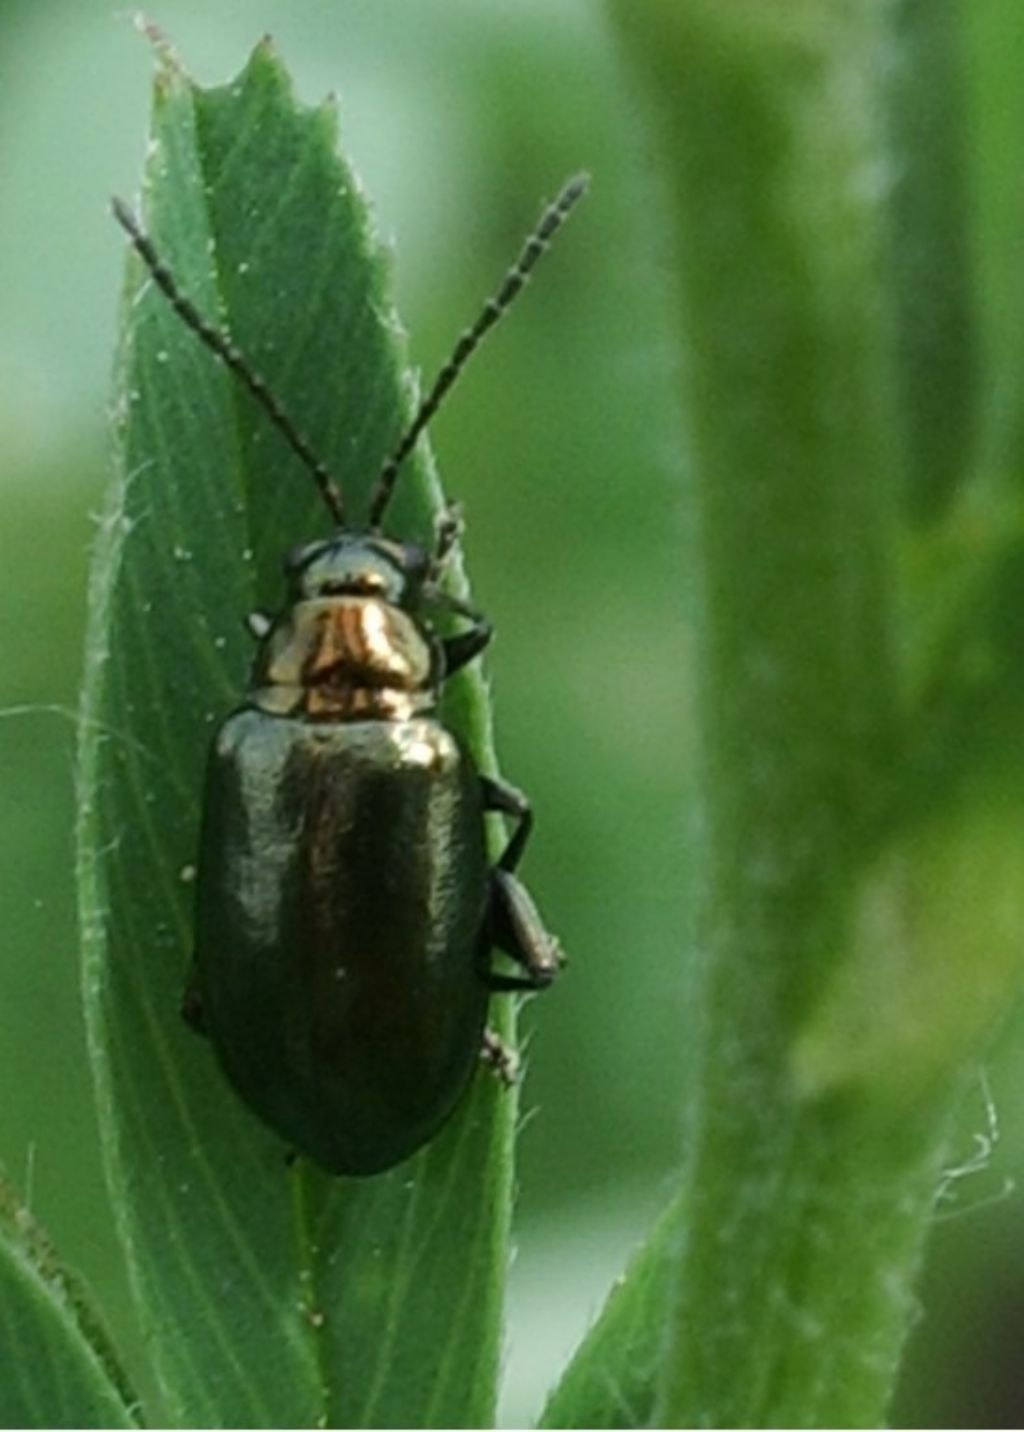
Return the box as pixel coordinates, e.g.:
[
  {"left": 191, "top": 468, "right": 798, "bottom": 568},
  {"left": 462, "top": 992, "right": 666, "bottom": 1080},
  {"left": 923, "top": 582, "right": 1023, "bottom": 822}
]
[{"left": 113, "top": 174, "right": 585, "bottom": 1175}]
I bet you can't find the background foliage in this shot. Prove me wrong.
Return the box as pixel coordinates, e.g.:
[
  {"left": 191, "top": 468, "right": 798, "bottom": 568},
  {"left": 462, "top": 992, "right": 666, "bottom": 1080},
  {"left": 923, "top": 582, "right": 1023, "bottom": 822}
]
[{"left": 2, "top": 1, "right": 1024, "bottom": 1425}]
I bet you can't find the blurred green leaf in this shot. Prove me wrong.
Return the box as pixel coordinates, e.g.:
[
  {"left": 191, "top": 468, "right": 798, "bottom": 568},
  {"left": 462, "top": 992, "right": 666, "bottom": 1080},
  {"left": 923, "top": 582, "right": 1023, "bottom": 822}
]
[
  {"left": 78, "top": 39, "right": 515, "bottom": 1428},
  {"left": 587, "top": 1, "right": 1024, "bottom": 1426},
  {"left": 0, "top": 1171, "right": 138, "bottom": 1428},
  {"left": 883, "top": 0, "right": 978, "bottom": 520},
  {"left": 538, "top": 1197, "right": 678, "bottom": 1429}
]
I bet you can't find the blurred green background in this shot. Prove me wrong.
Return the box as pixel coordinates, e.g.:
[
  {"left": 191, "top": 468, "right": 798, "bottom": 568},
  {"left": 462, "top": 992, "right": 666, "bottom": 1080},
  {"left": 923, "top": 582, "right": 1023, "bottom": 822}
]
[{"left": 1, "top": 1, "right": 1023, "bottom": 1425}]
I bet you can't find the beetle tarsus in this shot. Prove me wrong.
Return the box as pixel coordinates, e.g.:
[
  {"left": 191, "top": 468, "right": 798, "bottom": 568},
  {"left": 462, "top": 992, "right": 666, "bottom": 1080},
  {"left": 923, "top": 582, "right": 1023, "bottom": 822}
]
[{"left": 480, "top": 1027, "right": 519, "bottom": 1086}]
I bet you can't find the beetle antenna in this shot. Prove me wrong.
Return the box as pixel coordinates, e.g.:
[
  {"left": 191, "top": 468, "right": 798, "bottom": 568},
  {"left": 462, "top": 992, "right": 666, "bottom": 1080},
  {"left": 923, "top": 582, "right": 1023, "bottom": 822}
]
[
  {"left": 366, "top": 171, "right": 589, "bottom": 531},
  {"left": 111, "top": 197, "right": 346, "bottom": 526}
]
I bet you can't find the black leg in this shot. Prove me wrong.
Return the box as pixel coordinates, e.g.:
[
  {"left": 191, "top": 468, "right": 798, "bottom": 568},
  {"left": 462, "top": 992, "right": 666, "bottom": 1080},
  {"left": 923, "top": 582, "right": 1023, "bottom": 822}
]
[
  {"left": 479, "top": 867, "right": 563, "bottom": 991},
  {"left": 480, "top": 774, "right": 533, "bottom": 873},
  {"left": 434, "top": 503, "right": 464, "bottom": 566},
  {"left": 442, "top": 617, "right": 493, "bottom": 677},
  {"left": 424, "top": 586, "right": 493, "bottom": 677}
]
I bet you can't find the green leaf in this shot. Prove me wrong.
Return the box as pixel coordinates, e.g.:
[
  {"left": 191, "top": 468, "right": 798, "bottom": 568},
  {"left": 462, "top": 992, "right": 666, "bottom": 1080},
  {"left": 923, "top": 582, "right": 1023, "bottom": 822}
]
[
  {"left": 883, "top": 0, "right": 978, "bottom": 520},
  {"left": 78, "top": 40, "right": 514, "bottom": 1428},
  {"left": 538, "top": 1197, "right": 679, "bottom": 1430},
  {"left": 0, "top": 1171, "right": 139, "bottom": 1428}
]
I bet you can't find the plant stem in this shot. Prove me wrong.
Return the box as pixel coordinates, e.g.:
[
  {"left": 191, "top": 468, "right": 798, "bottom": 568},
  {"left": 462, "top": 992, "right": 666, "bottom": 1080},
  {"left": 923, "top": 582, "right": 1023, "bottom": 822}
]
[{"left": 606, "top": 3, "right": 976, "bottom": 1424}]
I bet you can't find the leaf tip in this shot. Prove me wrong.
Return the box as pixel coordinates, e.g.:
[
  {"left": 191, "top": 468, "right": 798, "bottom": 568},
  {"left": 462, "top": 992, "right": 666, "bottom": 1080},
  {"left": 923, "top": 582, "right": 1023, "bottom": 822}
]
[
  {"left": 318, "top": 88, "right": 341, "bottom": 123},
  {"left": 132, "top": 11, "right": 186, "bottom": 80},
  {"left": 241, "top": 32, "right": 293, "bottom": 100},
  {"left": 254, "top": 31, "right": 279, "bottom": 60}
]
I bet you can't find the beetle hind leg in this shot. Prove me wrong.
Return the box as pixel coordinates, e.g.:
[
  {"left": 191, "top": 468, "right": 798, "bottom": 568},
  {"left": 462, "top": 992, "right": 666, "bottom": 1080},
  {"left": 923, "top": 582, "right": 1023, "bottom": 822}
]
[{"left": 480, "top": 1027, "right": 519, "bottom": 1086}]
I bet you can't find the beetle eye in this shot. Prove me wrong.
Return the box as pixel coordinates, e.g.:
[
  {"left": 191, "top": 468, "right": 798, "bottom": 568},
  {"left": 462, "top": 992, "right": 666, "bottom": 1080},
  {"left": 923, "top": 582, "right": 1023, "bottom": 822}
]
[
  {"left": 402, "top": 544, "right": 429, "bottom": 578},
  {"left": 284, "top": 540, "right": 326, "bottom": 573}
]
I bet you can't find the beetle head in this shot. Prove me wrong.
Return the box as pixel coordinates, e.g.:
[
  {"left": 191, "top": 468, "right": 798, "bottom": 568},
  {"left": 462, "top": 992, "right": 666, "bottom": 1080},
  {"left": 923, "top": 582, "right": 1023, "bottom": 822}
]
[{"left": 284, "top": 534, "right": 430, "bottom": 607}]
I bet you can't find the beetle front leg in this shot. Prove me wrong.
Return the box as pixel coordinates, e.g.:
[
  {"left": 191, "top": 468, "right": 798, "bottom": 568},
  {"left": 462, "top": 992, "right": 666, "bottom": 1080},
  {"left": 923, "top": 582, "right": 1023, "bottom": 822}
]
[
  {"left": 425, "top": 585, "right": 492, "bottom": 677},
  {"left": 433, "top": 502, "right": 464, "bottom": 567},
  {"left": 481, "top": 867, "right": 563, "bottom": 991},
  {"left": 442, "top": 614, "right": 493, "bottom": 677}
]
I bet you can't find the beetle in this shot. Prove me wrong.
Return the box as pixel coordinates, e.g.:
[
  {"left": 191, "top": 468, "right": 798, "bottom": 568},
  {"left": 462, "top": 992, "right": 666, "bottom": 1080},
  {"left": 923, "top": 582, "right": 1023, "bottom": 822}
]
[{"left": 112, "top": 172, "right": 585, "bottom": 1175}]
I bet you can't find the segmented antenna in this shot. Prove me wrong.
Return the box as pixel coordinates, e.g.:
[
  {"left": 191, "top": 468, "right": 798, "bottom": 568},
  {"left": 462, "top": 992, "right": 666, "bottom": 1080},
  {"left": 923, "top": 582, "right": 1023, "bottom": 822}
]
[
  {"left": 112, "top": 198, "right": 346, "bottom": 526},
  {"left": 366, "top": 171, "right": 589, "bottom": 530}
]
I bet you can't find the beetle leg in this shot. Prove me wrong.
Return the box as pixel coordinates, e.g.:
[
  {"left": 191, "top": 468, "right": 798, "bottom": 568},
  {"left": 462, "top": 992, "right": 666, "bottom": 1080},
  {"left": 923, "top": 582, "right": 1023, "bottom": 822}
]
[
  {"left": 181, "top": 967, "right": 207, "bottom": 1035},
  {"left": 480, "top": 1027, "right": 519, "bottom": 1086},
  {"left": 481, "top": 867, "right": 563, "bottom": 991},
  {"left": 441, "top": 614, "right": 493, "bottom": 677},
  {"left": 244, "top": 610, "right": 272, "bottom": 641},
  {"left": 433, "top": 502, "right": 464, "bottom": 566},
  {"left": 480, "top": 774, "right": 533, "bottom": 873},
  {"left": 423, "top": 585, "right": 493, "bottom": 677}
]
